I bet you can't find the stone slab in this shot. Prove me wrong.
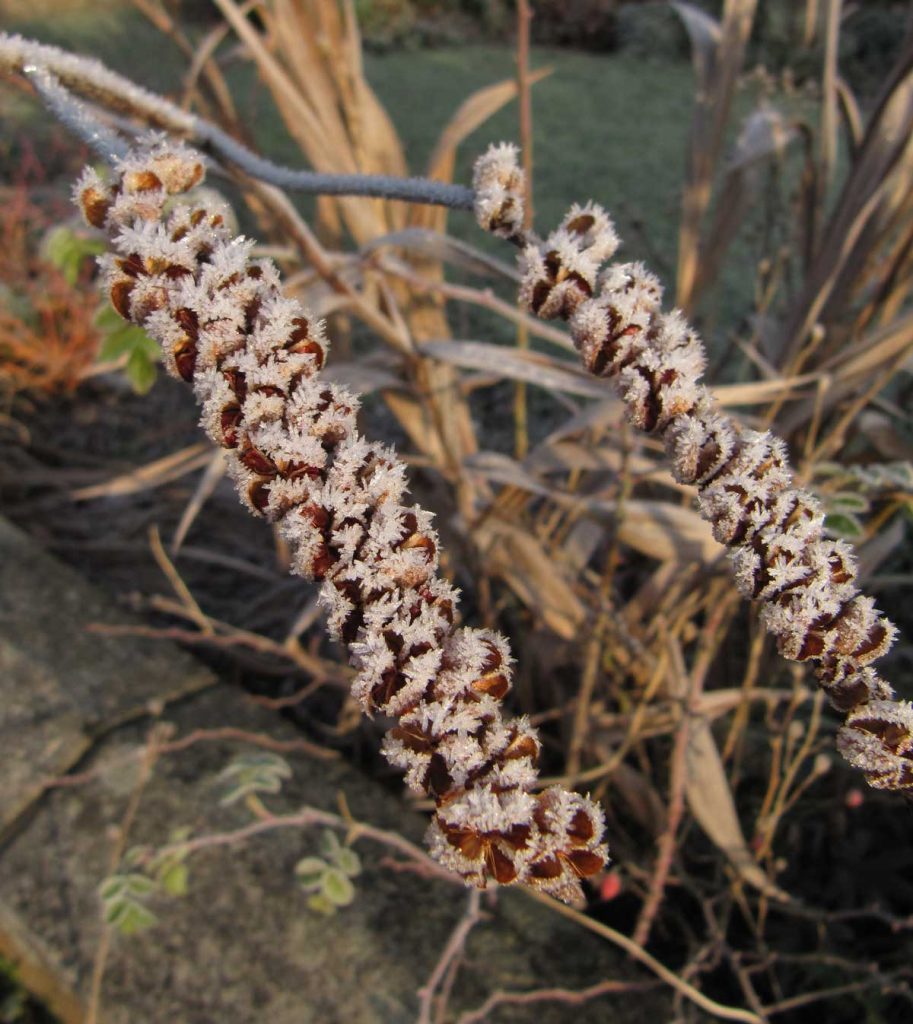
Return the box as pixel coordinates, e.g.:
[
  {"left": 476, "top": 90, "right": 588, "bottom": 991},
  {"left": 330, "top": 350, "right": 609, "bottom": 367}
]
[
  {"left": 0, "top": 516, "right": 214, "bottom": 836},
  {"left": 0, "top": 519, "right": 683, "bottom": 1023}
]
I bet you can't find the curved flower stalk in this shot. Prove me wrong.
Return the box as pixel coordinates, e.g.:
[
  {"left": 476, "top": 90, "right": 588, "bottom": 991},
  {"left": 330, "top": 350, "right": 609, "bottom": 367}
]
[
  {"left": 74, "top": 137, "right": 607, "bottom": 904},
  {"left": 473, "top": 145, "right": 913, "bottom": 792}
]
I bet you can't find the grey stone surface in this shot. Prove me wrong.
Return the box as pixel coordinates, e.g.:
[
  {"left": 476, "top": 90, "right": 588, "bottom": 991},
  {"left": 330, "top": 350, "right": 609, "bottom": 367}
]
[
  {"left": 0, "top": 516, "right": 214, "bottom": 835},
  {"left": 0, "top": 519, "right": 680, "bottom": 1023}
]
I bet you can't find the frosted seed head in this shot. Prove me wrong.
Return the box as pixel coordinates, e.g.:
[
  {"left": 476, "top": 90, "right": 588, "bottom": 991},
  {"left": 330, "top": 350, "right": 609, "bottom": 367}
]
[
  {"left": 74, "top": 166, "right": 113, "bottom": 228},
  {"left": 473, "top": 142, "right": 526, "bottom": 239}
]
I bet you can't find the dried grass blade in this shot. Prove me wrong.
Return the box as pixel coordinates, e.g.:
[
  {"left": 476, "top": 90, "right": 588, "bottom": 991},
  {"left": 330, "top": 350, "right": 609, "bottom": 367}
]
[
  {"left": 780, "top": 44, "right": 913, "bottom": 361},
  {"left": 475, "top": 518, "right": 586, "bottom": 639},
  {"left": 363, "top": 228, "right": 521, "bottom": 281},
  {"left": 819, "top": 0, "right": 841, "bottom": 195},
  {"left": 423, "top": 339, "right": 605, "bottom": 398},
  {"left": 69, "top": 443, "right": 211, "bottom": 501},
  {"left": 685, "top": 717, "right": 790, "bottom": 900},
  {"left": 171, "top": 449, "right": 227, "bottom": 554},
  {"left": 836, "top": 76, "right": 863, "bottom": 153},
  {"left": 615, "top": 500, "right": 718, "bottom": 564},
  {"left": 672, "top": 0, "right": 758, "bottom": 312},
  {"left": 465, "top": 454, "right": 716, "bottom": 562},
  {"left": 693, "top": 106, "right": 795, "bottom": 298}
]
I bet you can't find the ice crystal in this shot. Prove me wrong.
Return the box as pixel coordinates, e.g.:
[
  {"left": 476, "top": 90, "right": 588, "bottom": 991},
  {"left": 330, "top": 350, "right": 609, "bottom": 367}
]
[
  {"left": 480, "top": 143, "right": 913, "bottom": 792},
  {"left": 76, "top": 135, "right": 608, "bottom": 901}
]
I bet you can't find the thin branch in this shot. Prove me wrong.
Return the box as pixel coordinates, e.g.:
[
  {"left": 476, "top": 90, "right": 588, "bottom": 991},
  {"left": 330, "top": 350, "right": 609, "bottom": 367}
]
[
  {"left": 524, "top": 888, "right": 765, "bottom": 1024},
  {"left": 156, "top": 804, "right": 459, "bottom": 887},
  {"left": 416, "top": 889, "right": 484, "bottom": 1024},
  {"left": 2, "top": 34, "right": 474, "bottom": 209},
  {"left": 22, "top": 65, "right": 127, "bottom": 162},
  {"left": 457, "top": 978, "right": 661, "bottom": 1024},
  {"left": 43, "top": 725, "right": 337, "bottom": 791}
]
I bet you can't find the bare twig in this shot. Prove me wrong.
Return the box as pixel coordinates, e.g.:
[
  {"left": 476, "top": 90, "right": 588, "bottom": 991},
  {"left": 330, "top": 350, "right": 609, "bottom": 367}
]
[
  {"left": 525, "top": 888, "right": 765, "bottom": 1024},
  {"left": 457, "top": 978, "right": 661, "bottom": 1024},
  {"left": 416, "top": 889, "right": 484, "bottom": 1024},
  {"left": 156, "top": 805, "right": 457, "bottom": 887},
  {"left": 2, "top": 35, "right": 475, "bottom": 209}
]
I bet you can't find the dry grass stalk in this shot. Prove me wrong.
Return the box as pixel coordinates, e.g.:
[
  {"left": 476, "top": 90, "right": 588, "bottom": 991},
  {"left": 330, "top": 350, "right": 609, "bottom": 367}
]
[{"left": 673, "top": 0, "right": 758, "bottom": 315}]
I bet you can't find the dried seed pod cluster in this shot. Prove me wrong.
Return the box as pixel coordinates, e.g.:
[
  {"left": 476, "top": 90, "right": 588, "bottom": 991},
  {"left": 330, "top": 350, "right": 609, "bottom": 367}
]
[
  {"left": 472, "top": 144, "right": 913, "bottom": 792},
  {"left": 472, "top": 142, "right": 526, "bottom": 240},
  {"left": 75, "top": 137, "right": 607, "bottom": 903}
]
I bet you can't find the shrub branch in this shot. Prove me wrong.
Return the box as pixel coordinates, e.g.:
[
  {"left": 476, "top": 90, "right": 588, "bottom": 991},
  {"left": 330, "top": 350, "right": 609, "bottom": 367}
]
[
  {"left": 72, "top": 136, "right": 608, "bottom": 904},
  {"left": 473, "top": 144, "right": 913, "bottom": 792}
]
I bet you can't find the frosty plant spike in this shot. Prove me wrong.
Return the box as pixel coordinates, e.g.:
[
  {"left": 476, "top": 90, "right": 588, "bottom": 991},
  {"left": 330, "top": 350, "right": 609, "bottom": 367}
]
[{"left": 74, "top": 137, "right": 608, "bottom": 905}]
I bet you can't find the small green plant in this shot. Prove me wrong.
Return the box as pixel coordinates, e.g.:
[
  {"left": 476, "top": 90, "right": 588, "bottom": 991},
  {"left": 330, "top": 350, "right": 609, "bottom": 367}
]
[
  {"left": 100, "top": 827, "right": 193, "bottom": 936},
  {"left": 295, "top": 829, "right": 362, "bottom": 916},
  {"left": 816, "top": 461, "right": 913, "bottom": 540},
  {"left": 94, "top": 304, "right": 160, "bottom": 395},
  {"left": 40, "top": 222, "right": 104, "bottom": 285},
  {"left": 217, "top": 752, "right": 293, "bottom": 807},
  {"left": 98, "top": 873, "right": 158, "bottom": 936}
]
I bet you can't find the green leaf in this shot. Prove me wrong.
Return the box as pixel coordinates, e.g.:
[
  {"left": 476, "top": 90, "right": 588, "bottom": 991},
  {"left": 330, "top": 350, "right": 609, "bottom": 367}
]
[
  {"left": 99, "top": 325, "right": 161, "bottom": 363},
  {"left": 126, "top": 348, "right": 157, "bottom": 395},
  {"left": 879, "top": 462, "right": 913, "bottom": 490},
  {"left": 98, "top": 876, "right": 129, "bottom": 902},
  {"left": 123, "top": 846, "right": 153, "bottom": 869},
  {"left": 123, "top": 873, "right": 157, "bottom": 897},
  {"left": 306, "top": 892, "right": 336, "bottom": 916},
  {"left": 295, "top": 856, "right": 329, "bottom": 891},
  {"left": 321, "top": 867, "right": 355, "bottom": 907},
  {"left": 331, "top": 846, "right": 361, "bottom": 878},
  {"left": 218, "top": 752, "right": 293, "bottom": 805},
  {"left": 319, "top": 829, "right": 342, "bottom": 859},
  {"left": 828, "top": 492, "right": 870, "bottom": 514},
  {"left": 159, "top": 862, "right": 189, "bottom": 898},
  {"left": 824, "top": 512, "right": 864, "bottom": 539},
  {"left": 115, "top": 901, "right": 158, "bottom": 936},
  {"left": 104, "top": 898, "right": 130, "bottom": 926},
  {"left": 94, "top": 303, "right": 125, "bottom": 332},
  {"left": 98, "top": 330, "right": 134, "bottom": 362},
  {"left": 41, "top": 226, "right": 103, "bottom": 285}
]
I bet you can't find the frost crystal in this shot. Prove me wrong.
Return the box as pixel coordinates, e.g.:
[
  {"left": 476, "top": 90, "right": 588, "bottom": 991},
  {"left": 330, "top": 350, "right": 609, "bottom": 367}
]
[
  {"left": 77, "top": 136, "right": 608, "bottom": 902},
  {"left": 472, "top": 142, "right": 526, "bottom": 240},
  {"left": 481, "top": 140, "right": 912, "bottom": 792}
]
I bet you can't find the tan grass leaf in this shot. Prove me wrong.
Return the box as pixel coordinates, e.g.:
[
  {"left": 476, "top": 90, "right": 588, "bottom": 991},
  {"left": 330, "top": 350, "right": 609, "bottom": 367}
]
[
  {"left": 423, "top": 339, "right": 604, "bottom": 398},
  {"left": 465, "top": 454, "right": 716, "bottom": 563},
  {"left": 672, "top": 0, "right": 758, "bottom": 312},
  {"left": 694, "top": 106, "right": 795, "bottom": 298},
  {"left": 70, "top": 443, "right": 211, "bottom": 501},
  {"left": 685, "top": 718, "right": 790, "bottom": 901},
  {"left": 171, "top": 449, "right": 226, "bottom": 554},
  {"left": 616, "top": 500, "right": 718, "bottom": 564},
  {"left": 475, "top": 518, "right": 585, "bottom": 639}
]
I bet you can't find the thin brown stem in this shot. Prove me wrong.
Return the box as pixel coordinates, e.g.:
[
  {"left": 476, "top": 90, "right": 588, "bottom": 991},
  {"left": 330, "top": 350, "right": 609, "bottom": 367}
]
[{"left": 416, "top": 889, "right": 484, "bottom": 1024}]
